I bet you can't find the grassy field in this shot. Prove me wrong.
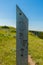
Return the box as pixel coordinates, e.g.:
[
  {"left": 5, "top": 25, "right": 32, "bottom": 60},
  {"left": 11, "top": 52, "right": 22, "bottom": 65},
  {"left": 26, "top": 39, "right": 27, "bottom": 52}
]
[
  {"left": 0, "top": 26, "right": 16, "bottom": 65},
  {"left": 0, "top": 26, "right": 43, "bottom": 65},
  {"left": 29, "top": 32, "right": 43, "bottom": 65}
]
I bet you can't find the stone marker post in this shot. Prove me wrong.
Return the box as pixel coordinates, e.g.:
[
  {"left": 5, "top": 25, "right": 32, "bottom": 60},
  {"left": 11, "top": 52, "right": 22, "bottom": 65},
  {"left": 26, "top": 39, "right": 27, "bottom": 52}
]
[{"left": 16, "top": 5, "right": 28, "bottom": 65}]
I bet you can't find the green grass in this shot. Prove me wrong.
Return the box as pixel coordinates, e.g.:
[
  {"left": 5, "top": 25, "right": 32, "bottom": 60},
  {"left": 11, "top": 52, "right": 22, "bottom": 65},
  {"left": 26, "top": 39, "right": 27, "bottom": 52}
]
[
  {"left": 0, "top": 26, "right": 16, "bottom": 65},
  {"left": 29, "top": 32, "right": 43, "bottom": 65},
  {"left": 0, "top": 26, "right": 43, "bottom": 65}
]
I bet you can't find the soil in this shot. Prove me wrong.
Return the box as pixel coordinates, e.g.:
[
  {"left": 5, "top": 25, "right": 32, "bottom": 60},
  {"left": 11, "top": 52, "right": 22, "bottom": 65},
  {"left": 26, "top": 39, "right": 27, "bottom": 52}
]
[{"left": 28, "top": 55, "right": 35, "bottom": 65}]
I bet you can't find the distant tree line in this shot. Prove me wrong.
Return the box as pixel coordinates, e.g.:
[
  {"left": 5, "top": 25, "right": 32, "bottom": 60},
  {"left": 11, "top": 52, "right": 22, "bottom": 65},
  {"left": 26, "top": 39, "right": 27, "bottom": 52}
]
[{"left": 1, "top": 26, "right": 9, "bottom": 29}]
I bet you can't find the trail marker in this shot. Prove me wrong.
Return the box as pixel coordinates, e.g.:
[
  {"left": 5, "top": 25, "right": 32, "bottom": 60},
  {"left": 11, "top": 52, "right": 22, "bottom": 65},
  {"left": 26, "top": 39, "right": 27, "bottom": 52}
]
[{"left": 16, "top": 5, "right": 28, "bottom": 65}]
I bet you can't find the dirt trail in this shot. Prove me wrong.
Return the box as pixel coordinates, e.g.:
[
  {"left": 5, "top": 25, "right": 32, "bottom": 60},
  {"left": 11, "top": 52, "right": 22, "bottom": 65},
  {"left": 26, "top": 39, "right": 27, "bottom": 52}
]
[{"left": 28, "top": 55, "right": 35, "bottom": 65}]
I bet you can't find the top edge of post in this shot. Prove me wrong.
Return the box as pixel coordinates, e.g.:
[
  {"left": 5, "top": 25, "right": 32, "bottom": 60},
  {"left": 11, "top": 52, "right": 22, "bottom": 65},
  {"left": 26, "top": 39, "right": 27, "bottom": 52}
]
[{"left": 16, "top": 4, "right": 28, "bottom": 21}]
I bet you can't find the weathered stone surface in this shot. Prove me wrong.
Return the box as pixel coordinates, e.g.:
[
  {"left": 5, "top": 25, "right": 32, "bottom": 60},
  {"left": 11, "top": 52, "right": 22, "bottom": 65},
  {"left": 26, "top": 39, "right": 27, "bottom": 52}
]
[{"left": 16, "top": 5, "right": 28, "bottom": 65}]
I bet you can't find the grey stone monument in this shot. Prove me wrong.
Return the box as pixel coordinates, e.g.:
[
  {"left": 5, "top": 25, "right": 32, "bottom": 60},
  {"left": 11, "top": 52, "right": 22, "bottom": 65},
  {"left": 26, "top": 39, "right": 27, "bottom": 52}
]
[{"left": 16, "top": 5, "right": 28, "bottom": 65}]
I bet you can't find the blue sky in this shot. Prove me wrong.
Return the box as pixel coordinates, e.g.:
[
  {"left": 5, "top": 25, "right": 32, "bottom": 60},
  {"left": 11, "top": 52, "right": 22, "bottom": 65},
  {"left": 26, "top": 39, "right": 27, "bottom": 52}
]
[{"left": 0, "top": 0, "right": 43, "bottom": 31}]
